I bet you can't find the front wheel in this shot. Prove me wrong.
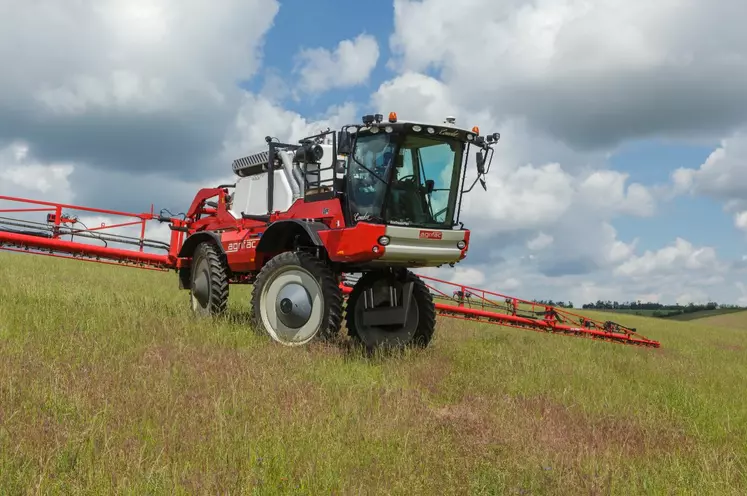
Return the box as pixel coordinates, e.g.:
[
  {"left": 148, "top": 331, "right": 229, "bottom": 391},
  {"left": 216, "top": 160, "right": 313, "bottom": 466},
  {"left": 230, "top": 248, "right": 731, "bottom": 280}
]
[
  {"left": 345, "top": 270, "right": 436, "bottom": 352},
  {"left": 250, "top": 251, "right": 343, "bottom": 346},
  {"left": 189, "top": 242, "right": 229, "bottom": 317}
]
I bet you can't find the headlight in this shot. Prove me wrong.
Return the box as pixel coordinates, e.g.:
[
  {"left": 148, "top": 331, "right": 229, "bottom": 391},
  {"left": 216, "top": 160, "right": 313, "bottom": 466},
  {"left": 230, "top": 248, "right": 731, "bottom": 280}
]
[
  {"left": 378, "top": 235, "right": 391, "bottom": 246},
  {"left": 457, "top": 240, "right": 466, "bottom": 250}
]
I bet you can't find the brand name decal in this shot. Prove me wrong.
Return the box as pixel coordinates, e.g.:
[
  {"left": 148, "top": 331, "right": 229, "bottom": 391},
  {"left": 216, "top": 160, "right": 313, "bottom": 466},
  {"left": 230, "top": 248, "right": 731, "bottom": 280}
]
[
  {"left": 419, "top": 230, "right": 443, "bottom": 240},
  {"left": 226, "top": 238, "right": 259, "bottom": 252},
  {"left": 438, "top": 129, "right": 460, "bottom": 137}
]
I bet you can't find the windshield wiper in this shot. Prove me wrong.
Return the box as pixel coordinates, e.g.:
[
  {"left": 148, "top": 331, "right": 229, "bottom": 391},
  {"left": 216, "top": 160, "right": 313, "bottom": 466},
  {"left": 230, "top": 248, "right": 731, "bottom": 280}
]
[
  {"left": 351, "top": 155, "right": 389, "bottom": 185},
  {"left": 416, "top": 148, "right": 436, "bottom": 219}
]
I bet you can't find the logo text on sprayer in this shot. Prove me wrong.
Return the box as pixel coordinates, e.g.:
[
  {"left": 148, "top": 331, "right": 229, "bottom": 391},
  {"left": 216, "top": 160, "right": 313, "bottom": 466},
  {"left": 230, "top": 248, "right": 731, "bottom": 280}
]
[
  {"left": 226, "top": 239, "right": 259, "bottom": 252},
  {"left": 419, "top": 230, "right": 443, "bottom": 240}
]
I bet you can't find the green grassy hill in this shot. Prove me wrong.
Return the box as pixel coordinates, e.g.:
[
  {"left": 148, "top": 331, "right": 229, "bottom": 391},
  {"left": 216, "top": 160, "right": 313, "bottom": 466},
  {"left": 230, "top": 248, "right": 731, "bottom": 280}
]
[
  {"left": 666, "top": 308, "right": 747, "bottom": 322},
  {"left": 681, "top": 309, "right": 747, "bottom": 330},
  {"left": 1, "top": 252, "right": 746, "bottom": 494}
]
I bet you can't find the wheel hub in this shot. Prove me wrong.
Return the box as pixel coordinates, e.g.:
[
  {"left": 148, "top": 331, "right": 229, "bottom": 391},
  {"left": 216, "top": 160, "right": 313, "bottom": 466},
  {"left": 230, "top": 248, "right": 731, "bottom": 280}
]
[
  {"left": 258, "top": 264, "right": 325, "bottom": 345},
  {"left": 279, "top": 298, "right": 293, "bottom": 313},
  {"left": 275, "top": 283, "right": 312, "bottom": 329}
]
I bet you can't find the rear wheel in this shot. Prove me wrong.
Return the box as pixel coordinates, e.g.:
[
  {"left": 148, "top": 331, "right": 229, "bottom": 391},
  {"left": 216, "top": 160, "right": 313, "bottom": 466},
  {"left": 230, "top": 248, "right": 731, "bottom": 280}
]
[
  {"left": 251, "top": 251, "right": 342, "bottom": 346},
  {"left": 189, "top": 242, "right": 229, "bottom": 317},
  {"left": 345, "top": 270, "right": 436, "bottom": 352}
]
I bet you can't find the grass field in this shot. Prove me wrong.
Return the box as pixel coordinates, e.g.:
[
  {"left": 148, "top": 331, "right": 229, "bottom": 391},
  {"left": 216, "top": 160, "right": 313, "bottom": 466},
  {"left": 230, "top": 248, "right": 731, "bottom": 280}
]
[
  {"left": 685, "top": 311, "right": 747, "bottom": 331},
  {"left": 1, "top": 252, "right": 746, "bottom": 494},
  {"left": 585, "top": 308, "right": 664, "bottom": 317}
]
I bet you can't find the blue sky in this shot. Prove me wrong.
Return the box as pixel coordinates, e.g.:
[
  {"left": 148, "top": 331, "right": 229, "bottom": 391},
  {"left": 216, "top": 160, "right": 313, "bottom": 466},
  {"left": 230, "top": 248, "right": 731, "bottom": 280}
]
[
  {"left": 610, "top": 140, "right": 744, "bottom": 258},
  {"left": 244, "top": 0, "right": 396, "bottom": 116}
]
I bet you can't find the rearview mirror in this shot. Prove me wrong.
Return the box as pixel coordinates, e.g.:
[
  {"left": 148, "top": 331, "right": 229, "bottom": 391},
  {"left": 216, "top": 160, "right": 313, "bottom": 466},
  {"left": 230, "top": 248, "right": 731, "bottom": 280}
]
[
  {"left": 338, "top": 131, "right": 353, "bottom": 154},
  {"left": 479, "top": 177, "right": 487, "bottom": 191},
  {"left": 476, "top": 151, "right": 486, "bottom": 175}
]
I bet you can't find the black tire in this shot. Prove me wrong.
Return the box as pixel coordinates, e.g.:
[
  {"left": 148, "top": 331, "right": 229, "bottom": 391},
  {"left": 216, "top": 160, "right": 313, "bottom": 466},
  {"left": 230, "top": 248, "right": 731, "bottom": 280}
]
[
  {"left": 345, "top": 270, "right": 436, "bottom": 352},
  {"left": 250, "top": 251, "right": 342, "bottom": 346},
  {"left": 189, "top": 242, "right": 229, "bottom": 317}
]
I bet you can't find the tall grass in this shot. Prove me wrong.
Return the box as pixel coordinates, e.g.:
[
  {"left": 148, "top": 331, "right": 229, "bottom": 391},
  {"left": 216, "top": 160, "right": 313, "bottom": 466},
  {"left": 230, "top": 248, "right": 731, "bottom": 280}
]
[{"left": 1, "top": 252, "right": 746, "bottom": 494}]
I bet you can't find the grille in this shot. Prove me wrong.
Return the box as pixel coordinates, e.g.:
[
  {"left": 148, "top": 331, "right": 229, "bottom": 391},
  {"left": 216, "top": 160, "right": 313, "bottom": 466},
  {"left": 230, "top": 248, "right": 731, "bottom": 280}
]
[{"left": 232, "top": 150, "right": 270, "bottom": 174}]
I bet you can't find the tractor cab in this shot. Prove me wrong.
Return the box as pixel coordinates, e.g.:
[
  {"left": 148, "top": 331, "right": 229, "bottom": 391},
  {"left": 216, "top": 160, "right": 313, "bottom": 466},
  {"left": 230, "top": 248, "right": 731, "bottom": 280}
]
[
  {"left": 335, "top": 113, "right": 499, "bottom": 231},
  {"left": 229, "top": 112, "right": 498, "bottom": 235},
  {"left": 228, "top": 112, "right": 498, "bottom": 268}
]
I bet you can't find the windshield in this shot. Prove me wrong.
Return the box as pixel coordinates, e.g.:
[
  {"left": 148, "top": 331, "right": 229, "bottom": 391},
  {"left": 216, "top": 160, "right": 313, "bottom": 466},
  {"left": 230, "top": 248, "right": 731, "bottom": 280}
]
[{"left": 346, "top": 131, "right": 464, "bottom": 229}]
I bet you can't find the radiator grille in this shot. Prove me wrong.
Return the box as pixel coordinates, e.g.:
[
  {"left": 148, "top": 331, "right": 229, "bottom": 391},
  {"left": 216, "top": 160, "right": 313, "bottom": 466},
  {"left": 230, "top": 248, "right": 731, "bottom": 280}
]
[{"left": 232, "top": 150, "right": 270, "bottom": 174}]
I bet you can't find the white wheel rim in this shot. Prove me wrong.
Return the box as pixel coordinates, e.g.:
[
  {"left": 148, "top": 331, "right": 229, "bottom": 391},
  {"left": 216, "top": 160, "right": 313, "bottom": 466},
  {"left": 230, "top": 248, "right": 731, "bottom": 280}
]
[{"left": 259, "top": 265, "right": 324, "bottom": 345}]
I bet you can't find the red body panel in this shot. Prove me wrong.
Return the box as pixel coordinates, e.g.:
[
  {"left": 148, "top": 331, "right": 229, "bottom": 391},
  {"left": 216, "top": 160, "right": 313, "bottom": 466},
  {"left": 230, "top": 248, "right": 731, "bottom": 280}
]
[
  {"left": 315, "top": 222, "right": 387, "bottom": 263},
  {"left": 219, "top": 230, "right": 263, "bottom": 272},
  {"left": 217, "top": 221, "right": 388, "bottom": 272},
  {"left": 184, "top": 192, "right": 389, "bottom": 271}
]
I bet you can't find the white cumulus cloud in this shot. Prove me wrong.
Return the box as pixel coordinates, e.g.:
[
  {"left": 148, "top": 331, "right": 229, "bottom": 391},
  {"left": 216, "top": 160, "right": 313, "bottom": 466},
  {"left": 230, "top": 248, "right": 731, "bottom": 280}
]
[
  {"left": 527, "top": 232, "right": 553, "bottom": 251},
  {"left": 389, "top": 0, "right": 747, "bottom": 148},
  {"left": 735, "top": 211, "right": 747, "bottom": 233},
  {"left": 0, "top": 141, "right": 76, "bottom": 203},
  {"left": 614, "top": 238, "right": 722, "bottom": 279},
  {"left": 293, "top": 33, "right": 380, "bottom": 94},
  {"left": 672, "top": 130, "right": 747, "bottom": 219}
]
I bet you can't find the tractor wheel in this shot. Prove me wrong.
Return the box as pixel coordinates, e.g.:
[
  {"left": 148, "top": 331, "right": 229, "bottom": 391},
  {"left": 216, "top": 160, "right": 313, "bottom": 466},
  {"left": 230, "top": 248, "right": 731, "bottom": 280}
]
[
  {"left": 189, "top": 242, "right": 229, "bottom": 317},
  {"left": 345, "top": 270, "right": 436, "bottom": 352},
  {"left": 250, "top": 251, "right": 343, "bottom": 346}
]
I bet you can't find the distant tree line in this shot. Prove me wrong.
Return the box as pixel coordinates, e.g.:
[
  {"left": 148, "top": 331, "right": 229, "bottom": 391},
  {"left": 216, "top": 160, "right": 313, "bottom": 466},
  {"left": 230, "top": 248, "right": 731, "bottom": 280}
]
[
  {"left": 531, "top": 299, "right": 574, "bottom": 309},
  {"left": 526, "top": 299, "right": 745, "bottom": 316},
  {"left": 583, "top": 300, "right": 727, "bottom": 310},
  {"left": 580, "top": 300, "right": 745, "bottom": 317}
]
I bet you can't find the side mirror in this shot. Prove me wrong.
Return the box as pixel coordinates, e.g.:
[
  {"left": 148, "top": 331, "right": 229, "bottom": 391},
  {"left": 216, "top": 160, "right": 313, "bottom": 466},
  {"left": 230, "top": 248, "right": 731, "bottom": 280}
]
[
  {"left": 476, "top": 151, "right": 486, "bottom": 175},
  {"left": 335, "top": 159, "right": 346, "bottom": 174},
  {"left": 479, "top": 177, "right": 487, "bottom": 191},
  {"left": 338, "top": 131, "right": 353, "bottom": 155},
  {"left": 425, "top": 179, "right": 435, "bottom": 194}
]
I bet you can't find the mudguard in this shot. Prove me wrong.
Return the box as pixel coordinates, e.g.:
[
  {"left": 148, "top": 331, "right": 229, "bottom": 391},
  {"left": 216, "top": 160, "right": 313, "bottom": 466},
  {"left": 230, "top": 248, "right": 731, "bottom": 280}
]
[
  {"left": 256, "top": 219, "right": 327, "bottom": 252},
  {"left": 177, "top": 231, "right": 226, "bottom": 258}
]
